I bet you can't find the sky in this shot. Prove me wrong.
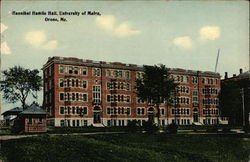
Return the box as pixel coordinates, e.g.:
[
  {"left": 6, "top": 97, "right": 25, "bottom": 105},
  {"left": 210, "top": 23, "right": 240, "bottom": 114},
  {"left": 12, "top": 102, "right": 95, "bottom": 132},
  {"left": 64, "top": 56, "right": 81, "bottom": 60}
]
[{"left": 0, "top": 0, "right": 249, "bottom": 113}]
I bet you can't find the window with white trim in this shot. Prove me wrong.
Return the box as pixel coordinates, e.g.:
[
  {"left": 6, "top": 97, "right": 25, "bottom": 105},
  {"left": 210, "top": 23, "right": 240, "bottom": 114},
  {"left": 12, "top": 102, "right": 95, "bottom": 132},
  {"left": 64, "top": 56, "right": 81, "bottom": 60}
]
[
  {"left": 59, "top": 79, "right": 64, "bottom": 88},
  {"left": 59, "top": 93, "right": 64, "bottom": 101},
  {"left": 60, "top": 106, "right": 65, "bottom": 114},
  {"left": 137, "top": 107, "right": 145, "bottom": 115},
  {"left": 82, "top": 93, "right": 88, "bottom": 102},
  {"left": 82, "top": 67, "right": 87, "bottom": 75},
  {"left": 69, "top": 66, "right": 73, "bottom": 74},
  {"left": 82, "top": 80, "right": 87, "bottom": 89},
  {"left": 93, "top": 85, "right": 101, "bottom": 103},
  {"left": 93, "top": 68, "right": 101, "bottom": 77},
  {"left": 59, "top": 65, "right": 64, "bottom": 74}
]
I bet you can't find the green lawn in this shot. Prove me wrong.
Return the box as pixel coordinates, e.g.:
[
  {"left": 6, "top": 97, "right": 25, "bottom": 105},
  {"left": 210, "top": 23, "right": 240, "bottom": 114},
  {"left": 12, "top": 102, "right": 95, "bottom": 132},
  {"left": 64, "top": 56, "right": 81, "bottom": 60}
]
[{"left": 1, "top": 133, "right": 250, "bottom": 162}]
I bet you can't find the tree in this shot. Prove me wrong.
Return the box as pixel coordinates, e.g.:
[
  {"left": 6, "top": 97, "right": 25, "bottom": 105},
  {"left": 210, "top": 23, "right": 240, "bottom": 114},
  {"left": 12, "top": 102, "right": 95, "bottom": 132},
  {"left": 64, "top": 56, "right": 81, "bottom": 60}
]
[
  {"left": 0, "top": 66, "right": 42, "bottom": 109},
  {"left": 220, "top": 78, "right": 250, "bottom": 127},
  {"left": 136, "top": 64, "right": 177, "bottom": 125}
]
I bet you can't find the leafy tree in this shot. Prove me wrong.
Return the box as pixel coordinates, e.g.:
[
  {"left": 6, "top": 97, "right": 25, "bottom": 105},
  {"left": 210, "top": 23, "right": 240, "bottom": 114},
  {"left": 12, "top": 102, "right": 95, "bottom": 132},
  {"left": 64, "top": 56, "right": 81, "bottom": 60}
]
[
  {"left": 136, "top": 64, "right": 177, "bottom": 125},
  {"left": 0, "top": 66, "right": 42, "bottom": 109},
  {"left": 220, "top": 78, "right": 250, "bottom": 127}
]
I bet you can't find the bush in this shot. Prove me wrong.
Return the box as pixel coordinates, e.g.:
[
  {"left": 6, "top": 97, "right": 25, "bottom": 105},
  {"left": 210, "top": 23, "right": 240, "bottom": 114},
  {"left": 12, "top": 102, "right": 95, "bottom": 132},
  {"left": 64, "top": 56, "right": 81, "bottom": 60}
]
[
  {"left": 166, "top": 123, "right": 178, "bottom": 134},
  {"left": 222, "top": 128, "right": 231, "bottom": 133},
  {"left": 126, "top": 120, "right": 140, "bottom": 133},
  {"left": 142, "top": 121, "right": 159, "bottom": 134},
  {"left": 206, "top": 126, "right": 218, "bottom": 133}
]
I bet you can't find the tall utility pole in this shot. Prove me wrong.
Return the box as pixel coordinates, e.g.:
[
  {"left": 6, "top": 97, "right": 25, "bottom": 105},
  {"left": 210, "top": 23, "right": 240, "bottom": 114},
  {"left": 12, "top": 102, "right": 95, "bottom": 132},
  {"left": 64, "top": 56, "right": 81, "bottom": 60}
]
[
  {"left": 241, "top": 88, "right": 245, "bottom": 126},
  {"left": 214, "top": 49, "right": 220, "bottom": 73}
]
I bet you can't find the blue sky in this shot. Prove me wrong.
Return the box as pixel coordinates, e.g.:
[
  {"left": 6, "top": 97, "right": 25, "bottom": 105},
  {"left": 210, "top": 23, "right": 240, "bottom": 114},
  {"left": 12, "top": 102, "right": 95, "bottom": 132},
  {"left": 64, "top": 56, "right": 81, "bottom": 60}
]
[{"left": 0, "top": 1, "right": 249, "bottom": 113}]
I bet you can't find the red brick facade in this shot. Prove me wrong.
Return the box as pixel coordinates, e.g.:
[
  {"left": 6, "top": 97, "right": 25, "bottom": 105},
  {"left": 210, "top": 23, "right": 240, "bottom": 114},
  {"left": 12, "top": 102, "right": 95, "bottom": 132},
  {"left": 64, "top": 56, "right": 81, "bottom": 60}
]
[{"left": 43, "top": 57, "right": 220, "bottom": 127}]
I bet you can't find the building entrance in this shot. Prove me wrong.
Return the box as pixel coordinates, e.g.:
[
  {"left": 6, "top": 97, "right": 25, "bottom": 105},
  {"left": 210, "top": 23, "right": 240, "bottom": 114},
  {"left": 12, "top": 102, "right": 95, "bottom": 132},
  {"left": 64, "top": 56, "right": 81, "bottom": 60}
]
[
  {"left": 148, "top": 107, "right": 154, "bottom": 122},
  {"left": 193, "top": 108, "right": 199, "bottom": 122},
  {"left": 93, "top": 106, "right": 101, "bottom": 123}
]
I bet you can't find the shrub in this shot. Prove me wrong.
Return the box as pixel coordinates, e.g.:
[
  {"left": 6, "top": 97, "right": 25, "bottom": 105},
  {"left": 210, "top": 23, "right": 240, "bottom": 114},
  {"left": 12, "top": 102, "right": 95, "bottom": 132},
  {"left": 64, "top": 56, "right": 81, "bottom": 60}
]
[
  {"left": 126, "top": 120, "right": 140, "bottom": 133},
  {"left": 166, "top": 123, "right": 178, "bottom": 134},
  {"left": 222, "top": 128, "right": 231, "bottom": 133},
  {"left": 206, "top": 126, "right": 218, "bottom": 133},
  {"left": 142, "top": 121, "right": 159, "bottom": 134}
]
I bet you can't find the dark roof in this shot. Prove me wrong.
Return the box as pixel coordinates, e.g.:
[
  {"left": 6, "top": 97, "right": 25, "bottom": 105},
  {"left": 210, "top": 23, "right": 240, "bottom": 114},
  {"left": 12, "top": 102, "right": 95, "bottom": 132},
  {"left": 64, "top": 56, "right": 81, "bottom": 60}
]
[
  {"left": 20, "top": 104, "right": 47, "bottom": 115},
  {"left": 2, "top": 107, "right": 23, "bottom": 116},
  {"left": 238, "top": 71, "right": 250, "bottom": 79},
  {"left": 43, "top": 56, "right": 220, "bottom": 78}
]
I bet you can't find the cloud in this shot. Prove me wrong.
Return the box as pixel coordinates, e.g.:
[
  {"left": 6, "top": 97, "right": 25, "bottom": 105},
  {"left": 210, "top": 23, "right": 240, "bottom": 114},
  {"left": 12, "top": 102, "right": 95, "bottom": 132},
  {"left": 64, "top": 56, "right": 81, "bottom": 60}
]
[
  {"left": 24, "top": 30, "right": 58, "bottom": 50},
  {"left": 0, "top": 42, "right": 11, "bottom": 55},
  {"left": 114, "top": 23, "right": 141, "bottom": 37},
  {"left": 43, "top": 40, "right": 58, "bottom": 50},
  {"left": 95, "top": 15, "right": 140, "bottom": 37},
  {"left": 25, "top": 30, "right": 47, "bottom": 47},
  {"left": 1, "top": 23, "right": 8, "bottom": 34},
  {"left": 96, "top": 15, "right": 115, "bottom": 31},
  {"left": 199, "top": 26, "right": 220, "bottom": 40},
  {"left": 173, "top": 36, "right": 193, "bottom": 49}
]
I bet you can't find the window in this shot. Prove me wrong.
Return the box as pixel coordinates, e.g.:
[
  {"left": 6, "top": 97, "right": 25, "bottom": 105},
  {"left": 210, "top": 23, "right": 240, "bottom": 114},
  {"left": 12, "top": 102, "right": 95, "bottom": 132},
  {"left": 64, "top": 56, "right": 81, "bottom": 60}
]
[
  {"left": 77, "top": 107, "right": 80, "bottom": 114},
  {"left": 84, "top": 120, "right": 88, "bottom": 126},
  {"left": 28, "top": 117, "right": 32, "bottom": 124},
  {"left": 60, "top": 120, "right": 65, "bottom": 126},
  {"left": 59, "top": 79, "right": 64, "bottom": 88},
  {"left": 44, "top": 70, "right": 48, "bottom": 78},
  {"left": 67, "top": 79, "right": 70, "bottom": 87},
  {"left": 106, "top": 69, "right": 111, "bottom": 77},
  {"left": 193, "top": 91, "right": 198, "bottom": 96},
  {"left": 161, "top": 109, "right": 165, "bottom": 115},
  {"left": 126, "top": 71, "right": 130, "bottom": 79},
  {"left": 76, "top": 79, "right": 79, "bottom": 88},
  {"left": 202, "top": 78, "right": 205, "bottom": 84},
  {"left": 49, "top": 93, "right": 52, "bottom": 103},
  {"left": 49, "top": 66, "right": 52, "bottom": 76},
  {"left": 72, "top": 79, "right": 75, "bottom": 87},
  {"left": 82, "top": 80, "right": 87, "bottom": 89},
  {"left": 59, "top": 65, "right": 64, "bottom": 74},
  {"left": 49, "top": 80, "right": 52, "bottom": 89},
  {"left": 38, "top": 118, "right": 43, "bottom": 124},
  {"left": 76, "top": 93, "right": 79, "bottom": 101},
  {"left": 82, "top": 93, "right": 88, "bottom": 102},
  {"left": 137, "top": 108, "right": 145, "bottom": 115},
  {"left": 126, "top": 95, "right": 130, "bottom": 103},
  {"left": 72, "top": 93, "right": 75, "bottom": 101},
  {"left": 60, "top": 106, "right": 64, "bottom": 114},
  {"left": 192, "top": 77, "right": 198, "bottom": 84},
  {"left": 74, "top": 67, "right": 78, "bottom": 74},
  {"left": 107, "top": 95, "right": 111, "bottom": 102},
  {"left": 82, "top": 107, "right": 88, "bottom": 115},
  {"left": 69, "top": 66, "right": 73, "bottom": 74},
  {"left": 82, "top": 67, "right": 87, "bottom": 75},
  {"left": 93, "top": 85, "right": 101, "bottom": 103},
  {"left": 93, "top": 68, "right": 101, "bottom": 76},
  {"left": 137, "top": 72, "right": 142, "bottom": 79},
  {"left": 60, "top": 93, "right": 64, "bottom": 101}
]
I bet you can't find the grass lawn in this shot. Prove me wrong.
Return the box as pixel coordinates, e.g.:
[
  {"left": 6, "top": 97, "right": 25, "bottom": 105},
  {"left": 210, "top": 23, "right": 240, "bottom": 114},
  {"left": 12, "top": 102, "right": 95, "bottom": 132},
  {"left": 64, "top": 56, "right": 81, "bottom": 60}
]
[{"left": 0, "top": 133, "right": 250, "bottom": 162}]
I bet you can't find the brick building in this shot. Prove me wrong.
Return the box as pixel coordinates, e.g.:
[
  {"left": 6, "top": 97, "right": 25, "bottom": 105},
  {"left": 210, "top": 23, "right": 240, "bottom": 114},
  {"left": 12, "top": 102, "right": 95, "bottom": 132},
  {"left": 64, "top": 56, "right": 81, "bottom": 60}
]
[{"left": 42, "top": 57, "right": 220, "bottom": 127}]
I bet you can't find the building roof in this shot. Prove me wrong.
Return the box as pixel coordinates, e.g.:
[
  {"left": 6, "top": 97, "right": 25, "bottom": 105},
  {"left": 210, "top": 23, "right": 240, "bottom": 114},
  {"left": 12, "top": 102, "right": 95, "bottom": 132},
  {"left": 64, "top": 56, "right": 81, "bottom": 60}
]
[
  {"left": 20, "top": 104, "right": 47, "bottom": 115},
  {"left": 2, "top": 107, "right": 23, "bottom": 116},
  {"left": 43, "top": 56, "right": 220, "bottom": 78},
  {"left": 238, "top": 71, "right": 250, "bottom": 79}
]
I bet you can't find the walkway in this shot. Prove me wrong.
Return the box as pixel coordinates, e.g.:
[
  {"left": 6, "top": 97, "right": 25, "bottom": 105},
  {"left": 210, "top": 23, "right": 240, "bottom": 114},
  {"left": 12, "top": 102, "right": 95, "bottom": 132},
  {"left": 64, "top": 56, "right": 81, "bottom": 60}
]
[{"left": 0, "top": 132, "right": 125, "bottom": 141}]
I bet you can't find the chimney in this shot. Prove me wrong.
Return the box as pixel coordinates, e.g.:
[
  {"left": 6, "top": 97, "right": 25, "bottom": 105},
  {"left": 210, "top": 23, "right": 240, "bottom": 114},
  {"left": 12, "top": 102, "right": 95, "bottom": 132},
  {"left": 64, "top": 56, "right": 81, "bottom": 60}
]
[
  {"left": 240, "top": 68, "right": 243, "bottom": 74},
  {"left": 225, "top": 72, "right": 228, "bottom": 79}
]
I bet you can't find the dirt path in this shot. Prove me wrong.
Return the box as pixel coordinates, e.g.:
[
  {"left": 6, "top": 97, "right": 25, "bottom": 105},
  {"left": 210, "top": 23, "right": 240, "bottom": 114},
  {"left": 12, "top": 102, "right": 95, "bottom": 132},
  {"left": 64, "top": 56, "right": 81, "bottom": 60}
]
[{"left": 0, "top": 132, "right": 125, "bottom": 141}]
